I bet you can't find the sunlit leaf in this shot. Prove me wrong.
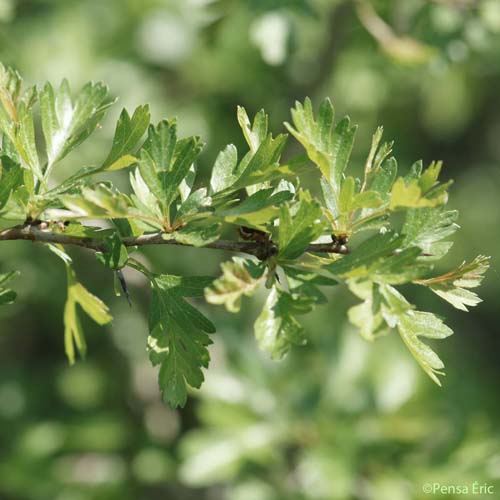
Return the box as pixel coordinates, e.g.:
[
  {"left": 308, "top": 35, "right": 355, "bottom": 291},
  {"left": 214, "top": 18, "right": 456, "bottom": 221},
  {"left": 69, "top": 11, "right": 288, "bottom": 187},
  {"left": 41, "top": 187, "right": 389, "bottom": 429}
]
[
  {"left": 205, "top": 258, "right": 265, "bottom": 312},
  {"left": 254, "top": 286, "right": 312, "bottom": 359},
  {"left": 415, "top": 256, "right": 490, "bottom": 311},
  {"left": 277, "top": 193, "right": 324, "bottom": 260},
  {"left": 63, "top": 264, "right": 112, "bottom": 364},
  {"left": 101, "top": 104, "right": 150, "bottom": 170},
  {"left": 40, "top": 79, "right": 112, "bottom": 171}
]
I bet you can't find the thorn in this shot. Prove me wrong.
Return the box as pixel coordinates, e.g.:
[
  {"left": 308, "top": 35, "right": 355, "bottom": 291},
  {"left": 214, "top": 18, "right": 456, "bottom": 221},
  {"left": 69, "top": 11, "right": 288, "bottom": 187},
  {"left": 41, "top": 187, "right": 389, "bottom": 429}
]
[{"left": 116, "top": 269, "right": 132, "bottom": 307}]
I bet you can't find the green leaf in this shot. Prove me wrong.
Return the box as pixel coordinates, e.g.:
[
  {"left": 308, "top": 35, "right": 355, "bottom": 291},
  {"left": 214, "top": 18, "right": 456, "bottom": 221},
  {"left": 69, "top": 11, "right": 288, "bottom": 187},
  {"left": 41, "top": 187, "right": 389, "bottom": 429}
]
[
  {"left": 330, "top": 116, "right": 357, "bottom": 190},
  {"left": 402, "top": 207, "right": 458, "bottom": 258},
  {"left": 375, "top": 283, "right": 453, "bottom": 385},
  {"left": 357, "top": 156, "right": 398, "bottom": 225},
  {"left": 337, "top": 176, "right": 356, "bottom": 215},
  {"left": 282, "top": 265, "right": 338, "bottom": 304},
  {"left": 237, "top": 106, "right": 268, "bottom": 153},
  {"left": 277, "top": 193, "right": 324, "bottom": 260},
  {"left": 129, "top": 167, "right": 163, "bottom": 224},
  {"left": 418, "top": 160, "right": 442, "bottom": 193},
  {"left": 138, "top": 149, "right": 166, "bottom": 202},
  {"left": 60, "top": 184, "right": 130, "bottom": 218},
  {"left": 162, "top": 137, "right": 203, "bottom": 208},
  {"left": 0, "top": 270, "right": 19, "bottom": 287},
  {"left": 363, "top": 126, "right": 383, "bottom": 176},
  {"left": 16, "top": 101, "right": 43, "bottom": 181},
  {"left": 163, "top": 221, "right": 221, "bottom": 247},
  {"left": 347, "top": 279, "right": 388, "bottom": 341},
  {"left": 64, "top": 264, "right": 112, "bottom": 364},
  {"left": 43, "top": 165, "right": 102, "bottom": 196},
  {"left": 254, "top": 286, "right": 312, "bottom": 360},
  {"left": 0, "top": 184, "right": 29, "bottom": 219},
  {"left": 416, "top": 256, "right": 490, "bottom": 311},
  {"left": 285, "top": 97, "right": 332, "bottom": 181},
  {"left": 372, "top": 247, "right": 425, "bottom": 284},
  {"left": 95, "top": 233, "right": 128, "bottom": 269},
  {"left": 50, "top": 224, "right": 113, "bottom": 240},
  {"left": 396, "top": 310, "right": 452, "bottom": 386},
  {"left": 326, "top": 231, "right": 403, "bottom": 278},
  {"left": 138, "top": 122, "right": 203, "bottom": 210},
  {"left": 370, "top": 156, "right": 398, "bottom": 198},
  {"left": 0, "top": 270, "right": 19, "bottom": 306},
  {"left": 210, "top": 144, "right": 238, "bottom": 194},
  {"left": 175, "top": 188, "right": 212, "bottom": 223},
  {"left": 147, "top": 274, "right": 215, "bottom": 408},
  {"left": 205, "top": 258, "right": 265, "bottom": 312},
  {"left": 0, "top": 288, "right": 17, "bottom": 306},
  {"left": 390, "top": 177, "right": 431, "bottom": 210},
  {"left": 0, "top": 69, "right": 42, "bottom": 186},
  {"left": 0, "top": 64, "right": 22, "bottom": 123},
  {"left": 233, "top": 133, "right": 287, "bottom": 189},
  {"left": 218, "top": 188, "right": 293, "bottom": 228},
  {"left": 320, "top": 177, "right": 338, "bottom": 217},
  {"left": 0, "top": 65, "right": 24, "bottom": 147},
  {"left": 0, "top": 156, "right": 23, "bottom": 210},
  {"left": 352, "top": 190, "right": 383, "bottom": 210},
  {"left": 361, "top": 127, "right": 394, "bottom": 188},
  {"left": 40, "top": 79, "right": 112, "bottom": 171},
  {"left": 142, "top": 120, "right": 177, "bottom": 174},
  {"left": 101, "top": 105, "right": 150, "bottom": 170},
  {"left": 390, "top": 161, "right": 450, "bottom": 211},
  {"left": 285, "top": 97, "right": 356, "bottom": 189}
]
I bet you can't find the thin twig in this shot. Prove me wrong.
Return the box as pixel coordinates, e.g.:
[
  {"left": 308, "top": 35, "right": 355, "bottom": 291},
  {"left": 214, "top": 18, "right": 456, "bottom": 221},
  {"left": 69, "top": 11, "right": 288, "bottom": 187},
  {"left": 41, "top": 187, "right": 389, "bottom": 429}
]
[{"left": 0, "top": 224, "right": 348, "bottom": 257}]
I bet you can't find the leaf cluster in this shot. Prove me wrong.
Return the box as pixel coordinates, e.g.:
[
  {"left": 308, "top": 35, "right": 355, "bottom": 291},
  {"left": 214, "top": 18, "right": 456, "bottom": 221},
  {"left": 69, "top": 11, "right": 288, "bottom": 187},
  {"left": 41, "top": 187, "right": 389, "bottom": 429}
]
[{"left": 0, "top": 65, "right": 489, "bottom": 407}]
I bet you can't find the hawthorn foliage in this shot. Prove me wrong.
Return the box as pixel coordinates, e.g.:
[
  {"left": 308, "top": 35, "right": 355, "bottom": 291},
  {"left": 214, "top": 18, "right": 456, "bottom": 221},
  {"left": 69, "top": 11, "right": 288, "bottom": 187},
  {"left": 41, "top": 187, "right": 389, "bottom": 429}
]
[{"left": 0, "top": 64, "right": 489, "bottom": 408}]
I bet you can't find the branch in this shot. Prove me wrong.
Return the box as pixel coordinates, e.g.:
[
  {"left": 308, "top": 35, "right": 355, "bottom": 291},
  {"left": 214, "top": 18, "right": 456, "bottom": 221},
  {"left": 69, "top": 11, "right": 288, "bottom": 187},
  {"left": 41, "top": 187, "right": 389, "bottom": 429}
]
[
  {"left": 355, "top": 0, "right": 395, "bottom": 46},
  {"left": 0, "top": 224, "right": 348, "bottom": 257}
]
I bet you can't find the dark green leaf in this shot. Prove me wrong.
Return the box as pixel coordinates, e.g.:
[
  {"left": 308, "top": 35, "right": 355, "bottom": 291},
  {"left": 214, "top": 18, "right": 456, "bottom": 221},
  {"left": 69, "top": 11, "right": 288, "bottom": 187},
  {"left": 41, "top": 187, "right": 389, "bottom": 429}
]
[
  {"left": 0, "top": 156, "right": 23, "bottom": 210},
  {"left": 95, "top": 233, "right": 128, "bottom": 269},
  {"left": 148, "top": 274, "right": 215, "bottom": 408},
  {"left": 326, "top": 231, "right": 402, "bottom": 277}
]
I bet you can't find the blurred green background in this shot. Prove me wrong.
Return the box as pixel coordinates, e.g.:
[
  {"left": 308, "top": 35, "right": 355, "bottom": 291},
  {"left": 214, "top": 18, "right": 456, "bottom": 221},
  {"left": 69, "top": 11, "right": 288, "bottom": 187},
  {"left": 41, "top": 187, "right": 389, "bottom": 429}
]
[{"left": 0, "top": 0, "right": 499, "bottom": 499}]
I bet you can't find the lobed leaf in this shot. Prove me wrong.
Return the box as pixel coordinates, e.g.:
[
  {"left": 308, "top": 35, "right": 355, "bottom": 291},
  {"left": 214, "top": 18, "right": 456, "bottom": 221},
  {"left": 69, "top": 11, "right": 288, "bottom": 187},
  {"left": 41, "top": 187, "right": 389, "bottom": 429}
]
[
  {"left": 396, "top": 310, "right": 453, "bottom": 386},
  {"left": 40, "top": 79, "right": 112, "bottom": 172},
  {"left": 285, "top": 97, "right": 356, "bottom": 190},
  {"left": 237, "top": 106, "right": 268, "bottom": 153},
  {"left": 101, "top": 105, "right": 150, "bottom": 170},
  {"left": 277, "top": 193, "right": 324, "bottom": 260},
  {"left": 148, "top": 274, "right": 215, "bottom": 408},
  {"left": 205, "top": 258, "right": 265, "bottom": 312},
  {"left": 254, "top": 286, "right": 312, "bottom": 360},
  {"left": 415, "top": 256, "right": 490, "bottom": 311},
  {"left": 63, "top": 264, "right": 112, "bottom": 364},
  {"left": 402, "top": 207, "right": 458, "bottom": 259}
]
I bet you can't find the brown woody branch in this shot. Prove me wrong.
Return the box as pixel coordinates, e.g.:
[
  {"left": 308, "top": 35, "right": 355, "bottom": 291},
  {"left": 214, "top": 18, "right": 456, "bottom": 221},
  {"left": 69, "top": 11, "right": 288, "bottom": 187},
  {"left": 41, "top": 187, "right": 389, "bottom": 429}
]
[{"left": 0, "top": 224, "right": 348, "bottom": 258}]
